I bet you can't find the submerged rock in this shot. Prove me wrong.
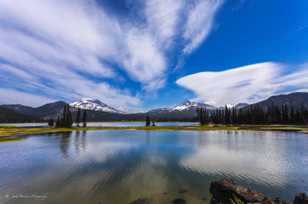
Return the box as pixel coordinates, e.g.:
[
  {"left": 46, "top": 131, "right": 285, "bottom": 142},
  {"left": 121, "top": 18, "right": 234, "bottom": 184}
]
[
  {"left": 172, "top": 198, "right": 186, "bottom": 204},
  {"left": 128, "top": 198, "right": 150, "bottom": 204},
  {"left": 210, "top": 179, "right": 288, "bottom": 204}
]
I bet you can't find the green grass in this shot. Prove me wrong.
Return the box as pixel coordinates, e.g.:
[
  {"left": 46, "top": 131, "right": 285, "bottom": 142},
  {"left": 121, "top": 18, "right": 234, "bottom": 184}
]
[{"left": 0, "top": 124, "right": 307, "bottom": 142}]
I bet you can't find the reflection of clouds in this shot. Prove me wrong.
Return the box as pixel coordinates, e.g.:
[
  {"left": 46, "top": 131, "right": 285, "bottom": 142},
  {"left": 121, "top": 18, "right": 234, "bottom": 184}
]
[
  {"left": 180, "top": 131, "right": 288, "bottom": 186},
  {"left": 77, "top": 142, "right": 138, "bottom": 163},
  {"left": 3, "top": 130, "right": 307, "bottom": 204},
  {"left": 147, "top": 153, "right": 167, "bottom": 166}
]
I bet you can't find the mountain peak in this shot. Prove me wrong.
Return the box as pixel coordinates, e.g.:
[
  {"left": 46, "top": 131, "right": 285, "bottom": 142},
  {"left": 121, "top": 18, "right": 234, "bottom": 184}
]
[
  {"left": 173, "top": 100, "right": 216, "bottom": 111},
  {"left": 70, "top": 98, "right": 124, "bottom": 114}
]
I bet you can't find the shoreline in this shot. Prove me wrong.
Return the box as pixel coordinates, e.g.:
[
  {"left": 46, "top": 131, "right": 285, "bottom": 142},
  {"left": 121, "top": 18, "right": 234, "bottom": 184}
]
[{"left": 1, "top": 124, "right": 308, "bottom": 142}]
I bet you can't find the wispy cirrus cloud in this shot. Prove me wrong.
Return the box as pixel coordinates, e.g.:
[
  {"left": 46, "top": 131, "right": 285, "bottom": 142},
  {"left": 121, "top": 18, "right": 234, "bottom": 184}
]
[
  {"left": 183, "top": 0, "right": 223, "bottom": 54},
  {"left": 0, "top": 0, "right": 223, "bottom": 109},
  {"left": 176, "top": 62, "right": 308, "bottom": 105}
]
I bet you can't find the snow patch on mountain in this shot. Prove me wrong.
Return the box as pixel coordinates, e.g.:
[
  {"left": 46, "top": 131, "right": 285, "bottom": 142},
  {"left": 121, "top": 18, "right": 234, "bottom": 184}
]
[{"left": 70, "top": 98, "right": 124, "bottom": 113}]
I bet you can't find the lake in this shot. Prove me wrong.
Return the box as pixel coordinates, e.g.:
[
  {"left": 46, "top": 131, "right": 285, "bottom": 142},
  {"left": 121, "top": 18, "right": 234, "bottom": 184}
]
[{"left": 0, "top": 130, "right": 307, "bottom": 204}]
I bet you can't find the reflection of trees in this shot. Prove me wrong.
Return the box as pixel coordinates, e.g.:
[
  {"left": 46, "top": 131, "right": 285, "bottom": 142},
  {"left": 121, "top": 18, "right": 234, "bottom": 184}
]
[
  {"left": 75, "top": 131, "right": 80, "bottom": 155},
  {"left": 59, "top": 132, "right": 72, "bottom": 158},
  {"left": 61, "top": 130, "right": 88, "bottom": 157},
  {"left": 81, "top": 130, "right": 87, "bottom": 151}
]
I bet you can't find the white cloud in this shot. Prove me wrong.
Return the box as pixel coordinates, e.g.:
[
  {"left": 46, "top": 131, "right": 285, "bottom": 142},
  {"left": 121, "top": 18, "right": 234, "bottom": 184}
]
[
  {"left": 145, "top": 0, "right": 184, "bottom": 47},
  {"left": 183, "top": 0, "right": 223, "bottom": 54},
  {"left": 122, "top": 28, "right": 166, "bottom": 88},
  {"left": 176, "top": 62, "right": 308, "bottom": 105},
  {"left": 0, "top": 0, "right": 222, "bottom": 109}
]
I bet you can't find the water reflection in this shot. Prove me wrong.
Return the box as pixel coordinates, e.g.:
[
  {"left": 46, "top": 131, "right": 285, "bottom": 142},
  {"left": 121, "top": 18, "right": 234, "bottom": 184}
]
[
  {"left": 74, "top": 130, "right": 87, "bottom": 155},
  {"left": 59, "top": 132, "right": 72, "bottom": 158},
  {"left": 0, "top": 130, "right": 307, "bottom": 204}
]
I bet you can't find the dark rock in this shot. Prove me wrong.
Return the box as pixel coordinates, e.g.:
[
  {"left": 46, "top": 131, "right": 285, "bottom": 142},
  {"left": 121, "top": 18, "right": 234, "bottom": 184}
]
[
  {"left": 201, "top": 197, "right": 207, "bottom": 201},
  {"left": 209, "top": 179, "right": 288, "bottom": 204},
  {"left": 172, "top": 198, "right": 186, "bottom": 204},
  {"left": 293, "top": 193, "right": 308, "bottom": 204},
  {"left": 128, "top": 198, "right": 150, "bottom": 204}
]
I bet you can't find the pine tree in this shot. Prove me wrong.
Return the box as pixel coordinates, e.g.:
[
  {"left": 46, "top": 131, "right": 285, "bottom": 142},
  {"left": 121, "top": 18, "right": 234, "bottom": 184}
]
[
  {"left": 76, "top": 108, "right": 81, "bottom": 127},
  {"left": 197, "top": 108, "right": 209, "bottom": 125},
  {"left": 82, "top": 110, "right": 87, "bottom": 128},
  {"left": 55, "top": 104, "right": 73, "bottom": 128},
  {"left": 56, "top": 116, "right": 60, "bottom": 127},
  {"left": 67, "top": 105, "right": 73, "bottom": 128},
  {"left": 145, "top": 114, "right": 151, "bottom": 127},
  {"left": 224, "top": 106, "right": 231, "bottom": 124},
  {"left": 60, "top": 105, "right": 67, "bottom": 127}
]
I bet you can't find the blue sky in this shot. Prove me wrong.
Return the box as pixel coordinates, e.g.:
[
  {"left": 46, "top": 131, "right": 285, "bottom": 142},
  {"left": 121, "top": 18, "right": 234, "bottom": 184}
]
[{"left": 0, "top": 0, "right": 307, "bottom": 111}]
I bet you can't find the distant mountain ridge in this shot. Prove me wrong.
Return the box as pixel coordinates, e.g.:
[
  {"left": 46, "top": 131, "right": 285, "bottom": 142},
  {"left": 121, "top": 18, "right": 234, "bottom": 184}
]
[
  {"left": 0, "top": 106, "right": 38, "bottom": 123},
  {"left": 250, "top": 92, "right": 308, "bottom": 110},
  {"left": 0, "top": 101, "right": 67, "bottom": 120},
  {"left": 1, "top": 92, "right": 308, "bottom": 123}
]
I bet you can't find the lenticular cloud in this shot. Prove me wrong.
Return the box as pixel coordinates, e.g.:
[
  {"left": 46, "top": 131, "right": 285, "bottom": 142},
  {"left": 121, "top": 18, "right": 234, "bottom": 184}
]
[{"left": 176, "top": 62, "right": 308, "bottom": 106}]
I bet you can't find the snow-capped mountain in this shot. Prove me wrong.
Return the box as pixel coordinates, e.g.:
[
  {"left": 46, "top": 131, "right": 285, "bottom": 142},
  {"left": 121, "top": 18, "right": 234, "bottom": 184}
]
[
  {"left": 70, "top": 98, "right": 124, "bottom": 114},
  {"left": 172, "top": 100, "right": 216, "bottom": 111},
  {"left": 149, "top": 100, "right": 216, "bottom": 114}
]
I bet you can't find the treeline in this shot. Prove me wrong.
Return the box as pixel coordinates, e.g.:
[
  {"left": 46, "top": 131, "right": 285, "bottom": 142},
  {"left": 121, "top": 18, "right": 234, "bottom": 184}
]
[{"left": 197, "top": 105, "right": 308, "bottom": 125}]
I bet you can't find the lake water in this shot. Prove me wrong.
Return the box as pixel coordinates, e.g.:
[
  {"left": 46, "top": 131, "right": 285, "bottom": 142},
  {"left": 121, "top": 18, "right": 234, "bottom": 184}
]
[{"left": 0, "top": 130, "right": 307, "bottom": 204}]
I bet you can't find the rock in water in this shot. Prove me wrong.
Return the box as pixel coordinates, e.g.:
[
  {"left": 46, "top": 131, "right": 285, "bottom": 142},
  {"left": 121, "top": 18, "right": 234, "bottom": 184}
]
[
  {"left": 209, "top": 179, "right": 288, "bottom": 204},
  {"left": 293, "top": 193, "right": 308, "bottom": 204}
]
